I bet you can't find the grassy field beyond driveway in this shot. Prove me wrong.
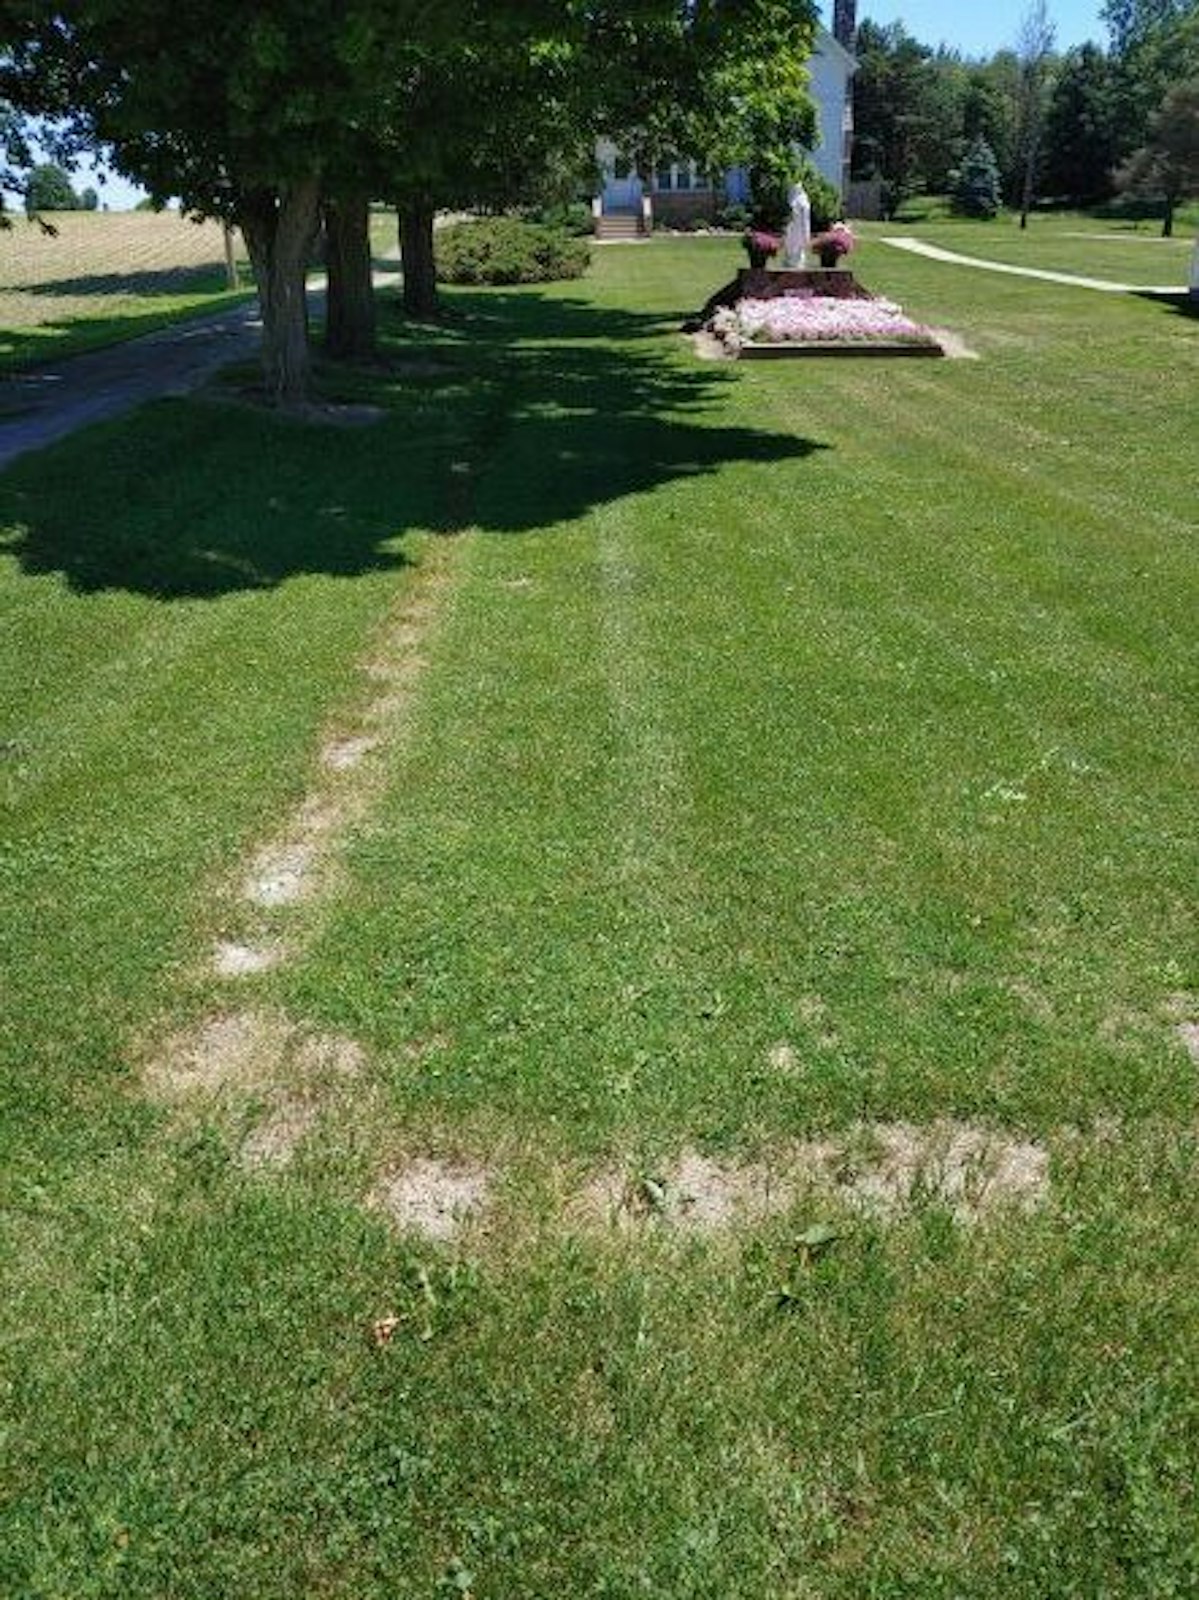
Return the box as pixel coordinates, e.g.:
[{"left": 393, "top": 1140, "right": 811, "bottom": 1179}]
[
  {"left": 1, "top": 237, "right": 1197, "bottom": 1596},
  {"left": 870, "top": 205, "right": 1197, "bottom": 286},
  {"left": 0, "top": 211, "right": 252, "bottom": 369}
]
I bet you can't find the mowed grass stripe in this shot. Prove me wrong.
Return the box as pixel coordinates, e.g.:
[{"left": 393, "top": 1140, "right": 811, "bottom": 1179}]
[{"left": 2, "top": 240, "right": 1197, "bottom": 1597}]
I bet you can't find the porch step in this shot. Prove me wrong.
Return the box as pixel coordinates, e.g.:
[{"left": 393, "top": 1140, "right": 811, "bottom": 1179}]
[{"left": 596, "top": 214, "right": 643, "bottom": 240}]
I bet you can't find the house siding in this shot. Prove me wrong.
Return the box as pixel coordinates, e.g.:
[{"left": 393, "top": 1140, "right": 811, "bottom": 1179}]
[{"left": 596, "top": 27, "right": 855, "bottom": 221}]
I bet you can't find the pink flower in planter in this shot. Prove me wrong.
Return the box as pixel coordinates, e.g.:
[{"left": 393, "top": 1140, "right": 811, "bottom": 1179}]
[
  {"left": 730, "top": 294, "right": 935, "bottom": 346},
  {"left": 744, "top": 229, "right": 783, "bottom": 260},
  {"left": 810, "top": 222, "right": 857, "bottom": 262}
]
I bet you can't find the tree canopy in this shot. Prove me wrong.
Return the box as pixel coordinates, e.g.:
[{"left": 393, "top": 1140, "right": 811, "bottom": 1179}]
[{"left": 5, "top": 0, "right": 820, "bottom": 395}]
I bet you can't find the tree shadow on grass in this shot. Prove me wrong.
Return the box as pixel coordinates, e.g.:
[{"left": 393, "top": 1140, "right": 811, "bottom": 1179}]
[
  {"left": 0, "top": 297, "right": 252, "bottom": 373},
  {"left": 17, "top": 266, "right": 237, "bottom": 298},
  {"left": 1134, "top": 288, "right": 1199, "bottom": 319},
  {"left": 0, "top": 290, "right": 829, "bottom": 599}
]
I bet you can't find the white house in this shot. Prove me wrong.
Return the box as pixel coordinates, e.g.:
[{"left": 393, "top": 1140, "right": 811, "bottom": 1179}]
[{"left": 594, "top": 7, "right": 857, "bottom": 233}]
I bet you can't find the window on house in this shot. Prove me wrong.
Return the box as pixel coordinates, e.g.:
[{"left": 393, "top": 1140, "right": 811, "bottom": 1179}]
[{"left": 614, "top": 156, "right": 632, "bottom": 180}]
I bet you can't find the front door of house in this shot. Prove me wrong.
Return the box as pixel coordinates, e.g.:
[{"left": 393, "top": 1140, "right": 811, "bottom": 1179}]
[{"left": 603, "top": 154, "right": 642, "bottom": 212}]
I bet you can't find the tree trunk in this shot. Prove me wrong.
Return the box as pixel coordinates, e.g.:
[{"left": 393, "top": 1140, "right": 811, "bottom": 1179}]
[
  {"left": 222, "top": 222, "right": 239, "bottom": 290},
  {"left": 400, "top": 202, "right": 439, "bottom": 320},
  {"left": 240, "top": 178, "right": 321, "bottom": 406},
  {"left": 1162, "top": 192, "right": 1175, "bottom": 238},
  {"left": 324, "top": 192, "right": 377, "bottom": 362},
  {"left": 1020, "top": 152, "right": 1036, "bottom": 230}
]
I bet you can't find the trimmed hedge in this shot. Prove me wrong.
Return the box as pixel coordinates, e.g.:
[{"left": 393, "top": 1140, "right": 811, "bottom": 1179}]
[{"left": 436, "top": 218, "right": 590, "bottom": 286}]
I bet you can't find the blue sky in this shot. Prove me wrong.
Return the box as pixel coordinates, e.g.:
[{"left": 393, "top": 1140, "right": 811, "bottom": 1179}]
[{"left": 854, "top": 0, "right": 1109, "bottom": 56}]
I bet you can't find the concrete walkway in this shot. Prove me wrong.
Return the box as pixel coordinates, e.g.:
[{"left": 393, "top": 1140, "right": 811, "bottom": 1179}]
[
  {"left": 0, "top": 263, "right": 402, "bottom": 472},
  {"left": 880, "top": 236, "right": 1186, "bottom": 296}
]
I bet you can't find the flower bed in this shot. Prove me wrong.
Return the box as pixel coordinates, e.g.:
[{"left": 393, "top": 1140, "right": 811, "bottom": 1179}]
[{"left": 712, "top": 292, "right": 940, "bottom": 355}]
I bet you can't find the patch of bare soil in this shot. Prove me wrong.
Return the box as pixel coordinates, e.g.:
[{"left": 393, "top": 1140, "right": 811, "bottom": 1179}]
[
  {"left": 832, "top": 1122, "right": 1048, "bottom": 1221},
  {"left": 767, "top": 1041, "right": 801, "bottom": 1075},
  {"left": 575, "top": 1151, "right": 811, "bottom": 1236},
  {"left": 145, "top": 1009, "right": 362, "bottom": 1100},
  {"left": 1177, "top": 1022, "right": 1199, "bottom": 1066},
  {"left": 146, "top": 1010, "right": 292, "bottom": 1098},
  {"left": 240, "top": 1098, "right": 319, "bottom": 1170},
  {"left": 371, "top": 1159, "right": 491, "bottom": 1241},
  {"left": 244, "top": 842, "right": 319, "bottom": 908},
  {"left": 213, "top": 940, "right": 283, "bottom": 978},
  {"left": 574, "top": 1122, "right": 1048, "bottom": 1237},
  {"left": 321, "top": 735, "right": 379, "bottom": 772}
]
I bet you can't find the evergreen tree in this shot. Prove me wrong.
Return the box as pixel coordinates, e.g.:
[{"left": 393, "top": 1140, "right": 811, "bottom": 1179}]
[
  {"left": 951, "top": 136, "right": 1003, "bottom": 215},
  {"left": 1043, "top": 42, "right": 1122, "bottom": 199}
]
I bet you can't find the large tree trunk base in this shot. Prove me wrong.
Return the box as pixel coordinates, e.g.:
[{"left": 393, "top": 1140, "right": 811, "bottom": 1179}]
[
  {"left": 400, "top": 203, "right": 439, "bottom": 321},
  {"left": 241, "top": 179, "right": 321, "bottom": 406},
  {"left": 325, "top": 192, "right": 378, "bottom": 363}
]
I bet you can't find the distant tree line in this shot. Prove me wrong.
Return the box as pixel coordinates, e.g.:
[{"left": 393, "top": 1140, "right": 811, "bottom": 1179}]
[
  {"left": 25, "top": 161, "right": 97, "bottom": 212},
  {"left": 848, "top": 0, "right": 1199, "bottom": 230}
]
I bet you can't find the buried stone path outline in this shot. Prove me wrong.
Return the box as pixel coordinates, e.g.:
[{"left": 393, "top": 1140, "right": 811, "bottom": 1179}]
[
  {"left": 212, "top": 537, "right": 459, "bottom": 970},
  {"left": 137, "top": 531, "right": 462, "bottom": 1172},
  {"left": 134, "top": 516, "right": 1199, "bottom": 1245}
]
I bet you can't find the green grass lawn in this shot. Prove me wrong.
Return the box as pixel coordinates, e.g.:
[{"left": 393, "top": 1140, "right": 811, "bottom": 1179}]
[
  {"left": 2, "top": 237, "right": 1197, "bottom": 1596},
  {"left": 873, "top": 205, "right": 1197, "bottom": 287}
]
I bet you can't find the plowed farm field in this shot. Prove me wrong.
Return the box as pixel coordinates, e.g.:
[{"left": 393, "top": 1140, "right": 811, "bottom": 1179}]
[{"left": 0, "top": 210, "right": 249, "bottom": 368}]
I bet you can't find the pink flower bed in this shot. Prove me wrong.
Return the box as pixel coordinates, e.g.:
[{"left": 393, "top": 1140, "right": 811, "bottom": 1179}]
[{"left": 712, "top": 292, "right": 938, "bottom": 351}]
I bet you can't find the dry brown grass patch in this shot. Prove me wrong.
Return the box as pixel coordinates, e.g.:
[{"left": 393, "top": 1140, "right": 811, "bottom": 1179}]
[
  {"left": 145, "top": 1008, "right": 362, "bottom": 1102},
  {"left": 370, "top": 1159, "right": 492, "bottom": 1241}
]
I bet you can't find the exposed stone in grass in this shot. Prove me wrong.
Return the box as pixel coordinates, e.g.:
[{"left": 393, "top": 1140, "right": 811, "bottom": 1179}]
[
  {"left": 241, "top": 1099, "right": 318, "bottom": 1170},
  {"left": 371, "top": 1159, "right": 491, "bottom": 1241},
  {"left": 213, "top": 940, "right": 283, "bottom": 978},
  {"left": 1177, "top": 1023, "right": 1199, "bottom": 1066},
  {"left": 321, "top": 735, "right": 379, "bottom": 772}
]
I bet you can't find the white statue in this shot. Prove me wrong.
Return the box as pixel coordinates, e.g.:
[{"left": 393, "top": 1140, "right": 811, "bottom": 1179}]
[{"left": 783, "top": 182, "right": 811, "bottom": 269}]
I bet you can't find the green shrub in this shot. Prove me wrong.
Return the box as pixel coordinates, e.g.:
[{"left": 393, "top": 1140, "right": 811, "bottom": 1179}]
[
  {"left": 716, "top": 202, "right": 752, "bottom": 231},
  {"left": 436, "top": 218, "right": 590, "bottom": 286},
  {"left": 522, "top": 200, "right": 594, "bottom": 237}
]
